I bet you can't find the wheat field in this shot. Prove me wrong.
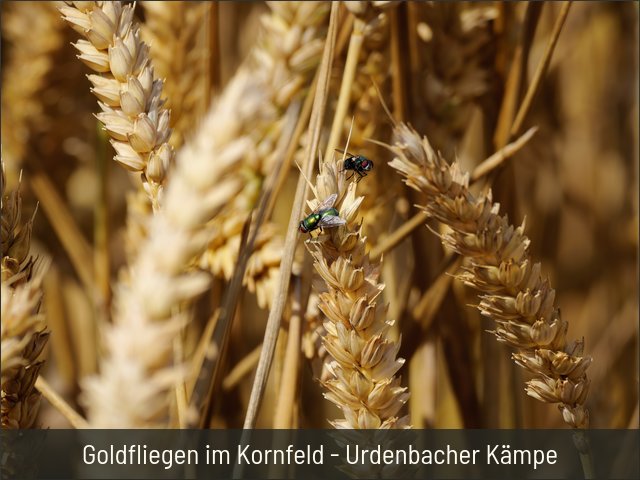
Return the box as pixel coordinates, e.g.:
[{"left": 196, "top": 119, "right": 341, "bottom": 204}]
[{"left": 1, "top": 1, "right": 637, "bottom": 435}]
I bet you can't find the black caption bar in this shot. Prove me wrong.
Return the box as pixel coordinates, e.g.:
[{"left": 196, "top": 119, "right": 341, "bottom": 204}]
[{"left": 1, "top": 429, "right": 638, "bottom": 479}]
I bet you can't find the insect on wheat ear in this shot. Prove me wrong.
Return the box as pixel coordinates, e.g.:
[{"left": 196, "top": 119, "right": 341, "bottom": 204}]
[
  {"left": 335, "top": 148, "right": 375, "bottom": 183},
  {"left": 298, "top": 193, "right": 347, "bottom": 234}
]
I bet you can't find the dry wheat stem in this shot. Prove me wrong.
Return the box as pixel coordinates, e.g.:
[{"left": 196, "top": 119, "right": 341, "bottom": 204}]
[
  {"left": 42, "top": 266, "right": 76, "bottom": 391},
  {"left": 222, "top": 343, "right": 262, "bottom": 392},
  {"left": 371, "top": 211, "right": 429, "bottom": 260},
  {"left": 60, "top": 1, "right": 174, "bottom": 211},
  {"left": 1, "top": 166, "right": 50, "bottom": 429},
  {"left": 29, "top": 170, "right": 95, "bottom": 303},
  {"left": 34, "top": 376, "right": 88, "bottom": 429},
  {"left": 242, "top": 1, "right": 340, "bottom": 430},
  {"left": 190, "top": 105, "right": 300, "bottom": 427},
  {"left": 389, "top": 124, "right": 591, "bottom": 428},
  {"left": 306, "top": 158, "right": 410, "bottom": 429},
  {"left": 509, "top": 2, "right": 572, "bottom": 139},
  {"left": 173, "top": 335, "right": 188, "bottom": 428},
  {"left": 199, "top": 2, "right": 330, "bottom": 309},
  {"left": 187, "top": 310, "right": 219, "bottom": 397},
  {"left": 80, "top": 69, "right": 266, "bottom": 427},
  {"left": 411, "top": 256, "right": 462, "bottom": 332},
  {"left": 339, "top": 3, "right": 397, "bottom": 244},
  {"left": 324, "top": 17, "right": 365, "bottom": 160},
  {"left": 273, "top": 278, "right": 303, "bottom": 428},
  {"left": 493, "top": 3, "right": 540, "bottom": 150}
]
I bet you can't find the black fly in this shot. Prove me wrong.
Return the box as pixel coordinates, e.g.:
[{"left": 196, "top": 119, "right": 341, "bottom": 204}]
[{"left": 336, "top": 149, "right": 374, "bottom": 182}]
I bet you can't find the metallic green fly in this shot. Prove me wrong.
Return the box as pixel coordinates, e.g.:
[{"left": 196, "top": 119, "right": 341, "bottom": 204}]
[{"left": 298, "top": 193, "right": 346, "bottom": 234}]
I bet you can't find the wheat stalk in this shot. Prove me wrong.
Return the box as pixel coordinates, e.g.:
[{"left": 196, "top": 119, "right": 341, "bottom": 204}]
[
  {"left": 200, "top": 1, "right": 329, "bottom": 308},
  {"left": 305, "top": 158, "right": 410, "bottom": 429},
  {"left": 300, "top": 3, "right": 402, "bottom": 375},
  {"left": 80, "top": 68, "right": 266, "bottom": 427},
  {"left": 336, "top": 4, "right": 398, "bottom": 238},
  {"left": 1, "top": 167, "right": 50, "bottom": 428},
  {"left": 82, "top": 2, "right": 326, "bottom": 426},
  {"left": 201, "top": 207, "right": 284, "bottom": 310},
  {"left": 341, "top": 22, "right": 391, "bottom": 155},
  {"left": 60, "top": 1, "right": 173, "bottom": 210},
  {"left": 241, "top": 4, "right": 341, "bottom": 431},
  {"left": 388, "top": 124, "right": 591, "bottom": 428}
]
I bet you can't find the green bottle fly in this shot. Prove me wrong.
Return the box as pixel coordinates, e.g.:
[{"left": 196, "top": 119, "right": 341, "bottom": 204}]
[{"left": 298, "top": 194, "right": 345, "bottom": 234}]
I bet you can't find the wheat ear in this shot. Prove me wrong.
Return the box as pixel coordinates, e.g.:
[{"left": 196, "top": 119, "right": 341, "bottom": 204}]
[
  {"left": 200, "top": 1, "right": 329, "bottom": 308},
  {"left": 413, "top": 3, "right": 497, "bottom": 156},
  {"left": 60, "top": 1, "right": 173, "bottom": 210},
  {"left": 302, "top": 3, "right": 396, "bottom": 374},
  {"left": 1, "top": 2, "right": 66, "bottom": 187},
  {"left": 306, "top": 159, "right": 410, "bottom": 429},
  {"left": 80, "top": 69, "right": 265, "bottom": 427},
  {"left": 141, "top": 1, "right": 210, "bottom": 149},
  {"left": 1, "top": 167, "right": 50, "bottom": 428},
  {"left": 338, "top": 4, "right": 398, "bottom": 237},
  {"left": 389, "top": 124, "right": 591, "bottom": 428}
]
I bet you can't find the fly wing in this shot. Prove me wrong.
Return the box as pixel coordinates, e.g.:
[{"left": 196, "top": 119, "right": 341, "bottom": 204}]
[
  {"left": 315, "top": 193, "right": 338, "bottom": 212},
  {"left": 318, "top": 214, "right": 346, "bottom": 229}
]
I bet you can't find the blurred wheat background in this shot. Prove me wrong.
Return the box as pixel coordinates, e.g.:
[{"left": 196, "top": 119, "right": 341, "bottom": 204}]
[{"left": 1, "top": 1, "right": 637, "bottom": 431}]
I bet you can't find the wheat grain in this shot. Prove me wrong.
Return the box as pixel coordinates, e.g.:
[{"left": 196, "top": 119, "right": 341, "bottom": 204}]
[
  {"left": 300, "top": 4, "right": 402, "bottom": 372},
  {"left": 388, "top": 124, "right": 591, "bottom": 428},
  {"left": 141, "top": 1, "right": 210, "bottom": 149},
  {"left": 1, "top": 167, "right": 50, "bottom": 428},
  {"left": 1, "top": 279, "right": 48, "bottom": 429},
  {"left": 80, "top": 68, "right": 266, "bottom": 427},
  {"left": 60, "top": 1, "right": 173, "bottom": 210},
  {"left": 305, "top": 158, "right": 410, "bottom": 429},
  {"left": 200, "top": 202, "right": 283, "bottom": 310},
  {"left": 84, "top": 3, "right": 325, "bottom": 426}
]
